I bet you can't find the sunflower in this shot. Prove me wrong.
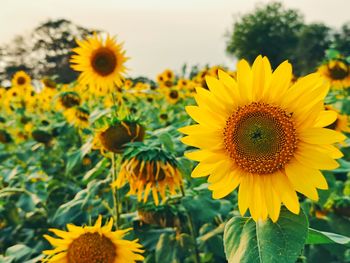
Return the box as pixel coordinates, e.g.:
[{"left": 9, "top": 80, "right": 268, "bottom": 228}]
[
  {"left": 112, "top": 145, "right": 183, "bottom": 205},
  {"left": 165, "top": 87, "right": 182, "bottom": 104},
  {"left": 93, "top": 121, "right": 145, "bottom": 154},
  {"left": 318, "top": 60, "right": 350, "bottom": 89},
  {"left": 325, "top": 105, "right": 350, "bottom": 133},
  {"left": 180, "top": 55, "right": 346, "bottom": 222},
  {"left": 56, "top": 91, "right": 81, "bottom": 111},
  {"left": 71, "top": 33, "right": 128, "bottom": 94},
  {"left": 157, "top": 69, "right": 175, "bottom": 88},
  {"left": 42, "top": 77, "right": 57, "bottom": 89},
  {"left": 42, "top": 215, "right": 144, "bottom": 263},
  {"left": 11, "top": 71, "right": 31, "bottom": 89},
  {"left": 65, "top": 106, "right": 90, "bottom": 129}
]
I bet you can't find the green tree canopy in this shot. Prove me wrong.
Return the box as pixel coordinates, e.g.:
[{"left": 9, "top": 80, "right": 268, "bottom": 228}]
[{"left": 226, "top": 2, "right": 304, "bottom": 70}]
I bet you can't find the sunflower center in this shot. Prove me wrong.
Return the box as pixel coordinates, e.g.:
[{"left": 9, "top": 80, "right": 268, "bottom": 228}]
[
  {"left": 169, "top": 90, "right": 179, "bottom": 99},
  {"left": 91, "top": 48, "right": 117, "bottom": 76},
  {"left": 17, "top": 77, "right": 26, "bottom": 85},
  {"left": 224, "top": 102, "right": 297, "bottom": 174},
  {"left": 329, "top": 62, "right": 348, "bottom": 80},
  {"left": 67, "top": 232, "right": 116, "bottom": 263}
]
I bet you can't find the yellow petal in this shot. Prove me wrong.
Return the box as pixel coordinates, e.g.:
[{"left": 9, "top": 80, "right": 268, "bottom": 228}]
[
  {"left": 295, "top": 143, "right": 339, "bottom": 170},
  {"left": 271, "top": 171, "right": 300, "bottom": 215},
  {"left": 299, "top": 128, "right": 346, "bottom": 144}
]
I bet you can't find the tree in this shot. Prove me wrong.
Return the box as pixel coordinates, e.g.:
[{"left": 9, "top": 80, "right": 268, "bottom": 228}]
[
  {"left": 226, "top": 2, "right": 304, "bottom": 70},
  {"left": 333, "top": 22, "right": 350, "bottom": 56},
  {"left": 0, "top": 19, "right": 98, "bottom": 83},
  {"left": 294, "top": 23, "right": 332, "bottom": 74}
]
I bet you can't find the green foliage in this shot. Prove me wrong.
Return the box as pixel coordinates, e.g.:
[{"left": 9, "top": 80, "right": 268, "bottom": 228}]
[{"left": 223, "top": 207, "right": 308, "bottom": 263}]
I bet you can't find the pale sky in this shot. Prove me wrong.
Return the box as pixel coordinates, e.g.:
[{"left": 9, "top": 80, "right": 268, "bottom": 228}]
[{"left": 0, "top": 0, "right": 348, "bottom": 78}]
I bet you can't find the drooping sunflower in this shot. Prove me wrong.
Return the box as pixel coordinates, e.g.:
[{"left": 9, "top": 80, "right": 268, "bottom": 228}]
[
  {"left": 112, "top": 144, "right": 183, "bottom": 205},
  {"left": 93, "top": 120, "right": 145, "bottom": 154},
  {"left": 42, "top": 215, "right": 144, "bottom": 263},
  {"left": 318, "top": 60, "right": 350, "bottom": 89},
  {"left": 180, "top": 55, "right": 345, "bottom": 222},
  {"left": 11, "top": 71, "right": 31, "bottom": 89},
  {"left": 70, "top": 33, "right": 128, "bottom": 94}
]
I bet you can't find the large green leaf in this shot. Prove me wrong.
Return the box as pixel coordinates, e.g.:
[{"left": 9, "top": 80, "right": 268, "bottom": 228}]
[
  {"left": 223, "top": 207, "right": 308, "bottom": 263},
  {"left": 306, "top": 228, "right": 350, "bottom": 245}
]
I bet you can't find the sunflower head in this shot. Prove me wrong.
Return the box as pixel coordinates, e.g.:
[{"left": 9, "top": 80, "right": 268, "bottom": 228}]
[
  {"left": 138, "top": 204, "right": 181, "bottom": 228},
  {"left": 71, "top": 33, "right": 128, "bottom": 94},
  {"left": 65, "top": 106, "right": 90, "bottom": 128},
  {"left": 94, "top": 120, "right": 145, "bottom": 154},
  {"left": 180, "top": 55, "right": 346, "bottom": 222},
  {"left": 112, "top": 143, "right": 183, "bottom": 205},
  {"left": 57, "top": 91, "right": 81, "bottom": 110},
  {"left": 325, "top": 105, "right": 350, "bottom": 133},
  {"left": 318, "top": 60, "right": 350, "bottom": 89},
  {"left": 42, "top": 77, "right": 57, "bottom": 89},
  {"left": 12, "top": 71, "right": 31, "bottom": 88},
  {"left": 165, "top": 88, "right": 182, "bottom": 104},
  {"left": 43, "top": 215, "right": 144, "bottom": 263}
]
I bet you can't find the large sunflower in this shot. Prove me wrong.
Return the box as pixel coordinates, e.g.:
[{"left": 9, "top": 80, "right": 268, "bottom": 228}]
[
  {"left": 318, "top": 60, "right": 350, "bottom": 89},
  {"left": 70, "top": 33, "right": 128, "bottom": 94},
  {"left": 180, "top": 56, "right": 345, "bottom": 222},
  {"left": 43, "top": 215, "right": 144, "bottom": 263}
]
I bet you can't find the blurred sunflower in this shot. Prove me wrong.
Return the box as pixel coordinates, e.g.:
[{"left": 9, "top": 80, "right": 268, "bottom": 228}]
[
  {"left": 157, "top": 69, "right": 175, "bottom": 88},
  {"left": 318, "top": 60, "right": 350, "bottom": 89},
  {"left": 43, "top": 215, "right": 144, "bottom": 263},
  {"left": 180, "top": 55, "right": 345, "bottom": 222},
  {"left": 41, "top": 77, "right": 57, "bottom": 89},
  {"left": 71, "top": 33, "right": 128, "bottom": 94},
  {"left": 112, "top": 144, "right": 183, "bottom": 205},
  {"left": 93, "top": 120, "right": 145, "bottom": 154},
  {"left": 325, "top": 105, "right": 350, "bottom": 133},
  {"left": 56, "top": 91, "right": 81, "bottom": 111},
  {"left": 11, "top": 71, "right": 31, "bottom": 89},
  {"left": 165, "top": 88, "right": 182, "bottom": 104},
  {"left": 65, "top": 106, "right": 90, "bottom": 128}
]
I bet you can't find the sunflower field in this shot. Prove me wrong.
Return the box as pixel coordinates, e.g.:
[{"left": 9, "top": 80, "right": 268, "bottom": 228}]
[{"left": 1, "top": 15, "right": 350, "bottom": 263}]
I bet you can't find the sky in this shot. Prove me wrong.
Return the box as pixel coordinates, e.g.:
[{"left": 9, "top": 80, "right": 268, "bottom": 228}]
[{"left": 0, "top": 0, "right": 349, "bottom": 78}]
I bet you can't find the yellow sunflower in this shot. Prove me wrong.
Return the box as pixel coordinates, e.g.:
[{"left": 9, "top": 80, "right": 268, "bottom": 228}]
[
  {"left": 112, "top": 148, "right": 183, "bottom": 205},
  {"left": 11, "top": 71, "right": 31, "bottom": 88},
  {"left": 70, "top": 33, "right": 128, "bottom": 94},
  {"left": 180, "top": 55, "right": 346, "bottom": 222},
  {"left": 318, "top": 60, "right": 350, "bottom": 89},
  {"left": 165, "top": 87, "right": 182, "bottom": 104},
  {"left": 325, "top": 105, "right": 350, "bottom": 133},
  {"left": 42, "top": 215, "right": 144, "bottom": 263},
  {"left": 65, "top": 106, "right": 90, "bottom": 129}
]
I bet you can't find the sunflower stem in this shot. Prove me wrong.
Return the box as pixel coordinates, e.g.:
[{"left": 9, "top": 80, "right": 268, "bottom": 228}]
[
  {"left": 111, "top": 153, "right": 120, "bottom": 229},
  {"left": 180, "top": 185, "right": 201, "bottom": 263}
]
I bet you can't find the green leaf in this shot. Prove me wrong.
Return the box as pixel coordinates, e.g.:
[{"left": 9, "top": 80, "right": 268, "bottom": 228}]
[
  {"left": 155, "top": 233, "right": 179, "bottom": 263},
  {"left": 223, "top": 207, "right": 308, "bottom": 263},
  {"left": 306, "top": 228, "right": 350, "bottom": 245}
]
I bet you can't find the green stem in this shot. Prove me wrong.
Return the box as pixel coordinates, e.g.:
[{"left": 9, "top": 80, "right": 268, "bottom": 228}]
[
  {"left": 180, "top": 185, "right": 201, "bottom": 263},
  {"left": 111, "top": 153, "right": 120, "bottom": 229}
]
